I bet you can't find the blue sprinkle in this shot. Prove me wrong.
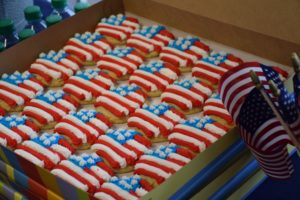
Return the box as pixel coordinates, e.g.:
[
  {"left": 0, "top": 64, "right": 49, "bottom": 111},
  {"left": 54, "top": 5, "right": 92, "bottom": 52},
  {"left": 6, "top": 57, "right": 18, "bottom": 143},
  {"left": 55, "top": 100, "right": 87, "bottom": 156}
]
[
  {"left": 32, "top": 133, "right": 63, "bottom": 148},
  {"left": 143, "top": 102, "right": 172, "bottom": 116},
  {"left": 72, "top": 109, "right": 98, "bottom": 123},
  {"left": 182, "top": 116, "right": 214, "bottom": 129},
  {"left": 74, "top": 32, "right": 104, "bottom": 44},
  {"left": 1, "top": 71, "right": 32, "bottom": 86},
  {"left": 100, "top": 14, "right": 126, "bottom": 26},
  {"left": 107, "top": 47, "right": 134, "bottom": 58},
  {"left": 202, "top": 52, "right": 228, "bottom": 65},
  {"left": 36, "top": 90, "right": 65, "bottom": 104},
  {"left": 146, "top": 144, "right": 178, "bottom": 159},
  {"left": 75, "top": 69, "right": 100, "bottom": 80},
  {"left": 0, "top": 115, "right": 27, "bottom": 128},
  {"left": 111, "top": 84, "right": 140, "bottom": 96},
  {"left": 174, "top": 78, "right": 199, "bottom": 89},
  {"left": 109, "top": 176, "right": 142, "bottom": 192},
  {"left": 134, "top": 25, "right": 165, "bottom": 38},
  {"left": 139, "top": 61, "right": 165, "bottom": 74},
  {"left": 39, "top": 50, "right": 68, "bottom": 62},
  {"left": 106, "top": 129, "right": 140, "bottom": 145},
  {"left": 168, "top": 37, "right": 199, "bottom": 51}
]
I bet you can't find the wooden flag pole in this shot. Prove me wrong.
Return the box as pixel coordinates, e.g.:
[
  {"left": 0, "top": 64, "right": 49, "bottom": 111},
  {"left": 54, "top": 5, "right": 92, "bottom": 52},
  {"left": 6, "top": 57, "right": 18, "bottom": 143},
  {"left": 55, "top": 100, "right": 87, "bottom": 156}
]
[{"left": 250, "top": 70, "right": 300, "bottom": 153}]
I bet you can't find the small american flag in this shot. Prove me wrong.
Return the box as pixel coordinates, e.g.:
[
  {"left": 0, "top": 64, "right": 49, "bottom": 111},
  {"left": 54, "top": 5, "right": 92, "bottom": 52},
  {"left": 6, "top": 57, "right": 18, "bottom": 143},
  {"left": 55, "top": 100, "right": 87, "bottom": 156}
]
[{"left": 293, "top": 73, "right": 300, "bottom": 109}]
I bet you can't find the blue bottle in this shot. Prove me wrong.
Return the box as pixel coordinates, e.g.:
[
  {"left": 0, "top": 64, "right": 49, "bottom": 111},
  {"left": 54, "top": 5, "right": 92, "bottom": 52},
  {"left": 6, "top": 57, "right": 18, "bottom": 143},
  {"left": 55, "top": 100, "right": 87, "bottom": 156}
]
[
  {"left": 33, "top": 0, "right": 53, "bottom": 20},
  {"left": 51, "top": 0, "right": 74, "bottom": 19},
  {"left": 24, "top": 6, "right": 47, "bottom": 33},
  {"left": 0, "top": 19, "right": 19, "bottom": 48}
]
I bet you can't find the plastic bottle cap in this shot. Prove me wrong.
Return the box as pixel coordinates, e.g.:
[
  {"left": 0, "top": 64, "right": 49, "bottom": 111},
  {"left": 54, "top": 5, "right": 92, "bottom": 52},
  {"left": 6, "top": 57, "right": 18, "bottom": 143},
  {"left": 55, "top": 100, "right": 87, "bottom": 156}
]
[
  {"left": 74, "top": 2, "right": 90, "bottom": 13},
  {"left": 18, "top": 29, "right": 35, "bottom": 41},
  {"left": 0, "top": 42, "right": 4, "bottom": 52},
  {"left": 0, "top": 19, "right": 15, "bottom": 34},
  {"left": 24, "top": 6, "right": 43, "bottom": 21},
  {"left": 46, "top": 15, "right": 62, "bottom": 27},
  {"left": 51, "top": 0, "right": 67, "bottom": 9}
]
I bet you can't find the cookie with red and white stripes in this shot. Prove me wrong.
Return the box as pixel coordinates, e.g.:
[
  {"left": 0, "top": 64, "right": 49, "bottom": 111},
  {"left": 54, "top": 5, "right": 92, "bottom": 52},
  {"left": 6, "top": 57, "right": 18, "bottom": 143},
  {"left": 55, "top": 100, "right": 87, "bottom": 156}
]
[
  {"left": 0, "top": 71, "right": 44, "bottom": 112},
  {"left": 29, "top": 50, "right": 81, "bottom": 87},
  {"left": 54, "top": 109, "right": 112, "bottom": 150},
  {"left": 134, "top": 144, "right": 193, "bottom": 186},
  {"left": 203, "top": 93, "right": 234, "bottom": 127},
  {"left": 97, "top": 47, "right": 144, "bottom": 81},
  {"left": 160, "top": 36, "right": 210, "bottom": 73},
  {"left": 128, "top": 103, "right": 186, "bottom": 143},
  {"left": 129, "top": 61, "right": 180, "bottom": 97},
  {"left": 91, "top": 128, "right": 151, "bottom": 173},
  {"left": 23, "top": 90, "right": 79, "bottom": 130},
  {"left": 63, "top": 69, "right": 115, "bottom": 104},
  {"left": 95, "top": 84, "right": 147, "bottom": 124},
  {"left": 127, "top": 25, "right": 175, "bottom": 58},
  {"left": 168, "top": 116, "right": 229, "bottom": 154},
  {"left": 15, "top": 133, "right": 75, "bottom": 170},
  {"left": 192, "top": 51, "right": 243, "bottom": 88},
  {"left": 64, "top": 32, "right": 112, "bottom": 66},
  {"left": 94, "top": 175, "right": 153, "bottom": 200},
  {"left": 161, "top": 78, "right": 213, "bottom": 115},
  {"left": 52, "top": 153, "right": 114, "bottom": 193},
  {"left": 0, "top": 115, "right": 38, "bottom": 148},
  {"left": 95, "top": 14, "right": 140, "bottom": 45}
]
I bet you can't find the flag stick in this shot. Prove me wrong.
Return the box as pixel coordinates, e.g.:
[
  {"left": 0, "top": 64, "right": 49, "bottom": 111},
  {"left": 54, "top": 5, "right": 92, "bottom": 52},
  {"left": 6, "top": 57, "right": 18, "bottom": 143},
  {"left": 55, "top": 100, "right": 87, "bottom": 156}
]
[
  {"left": 250, "top": 70, "right": 300, "bottom": 153},
  {"left": 292, "top": 52, "right": 300, "bottom": 77}
]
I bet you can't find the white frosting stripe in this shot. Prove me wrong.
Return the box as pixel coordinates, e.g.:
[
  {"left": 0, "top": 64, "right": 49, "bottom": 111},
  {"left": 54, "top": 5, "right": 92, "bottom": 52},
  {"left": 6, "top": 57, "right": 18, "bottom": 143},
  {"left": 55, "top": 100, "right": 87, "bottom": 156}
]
[
  {"left": 23, "top": 106, "right": 54, "bottom": 122},
  {"left": 15, "top": 149, "right": 44, "bottom": 167},
  {"left": 0, "top": 124, "right": 22, "bottom": 143},
  {"left": 134, "top": 163, "right": 171, "bottom": 179}
]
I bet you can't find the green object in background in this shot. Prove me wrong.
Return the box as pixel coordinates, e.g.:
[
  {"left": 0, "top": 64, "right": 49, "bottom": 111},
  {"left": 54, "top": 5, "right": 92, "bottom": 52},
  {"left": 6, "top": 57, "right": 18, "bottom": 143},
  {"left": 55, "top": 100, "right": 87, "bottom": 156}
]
[
  {"left": 51, "top": 0, "right": 67, "bottom": 9},
  {"left": 0, "top": 19, "right": 15, "bottom": 34},
  {"left": 74, "top": 2, "right": 90, "bottom": 13},
  {"left": 18, "top": 29, "right": 35, "bottom": 40},
  {"left": 0, "top": 42, "right": 4, "bottom": 52},
  {"left": 45, "top": 14, "right": 62, "bottom": 27},
  {"left": 24, "top": 5, "right": 43, "bottom": 21}
]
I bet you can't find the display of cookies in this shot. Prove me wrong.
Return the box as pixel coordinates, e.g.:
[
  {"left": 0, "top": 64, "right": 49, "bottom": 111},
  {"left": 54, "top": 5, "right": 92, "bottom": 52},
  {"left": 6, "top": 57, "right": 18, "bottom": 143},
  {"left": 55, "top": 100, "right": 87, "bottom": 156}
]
[
  {"left": 95, "top": 14, "right": 140, "bottom": 45},
  {"left": 192, "top": 51, "right": 243, "bottom": 88},
  {"left": 128, "top": 103, "right": 186, "bottom": 143},
  {"left": 127, "top": 25, "right": 175, "bottom": 58},
  {"left": 15, "top": 133, "right": 75, "bottom": 170},
  {"left": 129, "top": 61, "right": 180, "bottom": 97},
  {"left": 22, "top": 90, "right": 79, "bottom": 129},
  {"left": 97, "top": 47, "right": 144, "bottom": 80},
  {"left": 0, "top": 71, "right": 44, "bottom": 112},
  {"left": 51, "top": 153, "right": 114, "bottom": 193},
  {"left": 91, "top": 128, "right": 151, "bottom": 173},
  {"left": 161, "top": 78, "right": 213, "bottom": 114},
  {"left": 64, "top": 32, "right": 112, "bottom": 66},
  {"left": 95, "top": 84, "right": 147, "bottom": 124},
  {"left": 29, "top": 50, "right": 81, "bottom": 87},
  {"left": 63, "top": 69, "right": 115, "bottom": 104},
  {"left": 160, "top": 36, "right": 210, "bottom": 72},
  {"left": 54, "top": 109, "right": 112, "bottom": 150}
]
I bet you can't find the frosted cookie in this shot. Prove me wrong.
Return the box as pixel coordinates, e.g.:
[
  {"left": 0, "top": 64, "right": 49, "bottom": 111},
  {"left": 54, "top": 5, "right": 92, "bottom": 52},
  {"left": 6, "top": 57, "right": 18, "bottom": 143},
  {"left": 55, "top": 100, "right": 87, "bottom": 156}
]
[
  {"left": 95, "top": 84, "right": 147, "bottom": 124},
  {"left": 203, "top": 94, "right": 233, "bottom": 127},
  {"left": 94, "top": 175, "right": 153, "bottom": 200},
  {"left": 54, "top": 109, "right": 112, "bottom": 150},
  {"left": 127, "top": 25, "right": 175, "bottom": 58},
  {"left": 15, "top": 133, "right": 75, "bottom": 170},
  {"left": 95, "top": 14, "right": 140, "bottom": 45},
  {"left": 160, "top": 36, "right": 210, "bottom": 73},
  {"left": 97, "top": 47, "right": 144, "bottom": 81},
  {"left": 129, "top": 61, "right": 180, "bottom": 97},
  {"left": 134, "top": 144, "right": 193, "bottom": 186},
  {"left": 0, "top": 115, "right": 38, "bottom": 148},
  {"left": 64, "top": 32, "right": 112, "bottom": 66},
  {"left": 91, "top": 129, "right": 151, "bottom": 173},
  {"left": 168, "top": 116, "right": 229, "bottom": 153},
  {"left": 52, "top": 153, "right": 114, "bottom": 193},
  {"left": 192, "top": 51, "right": 243, "bottom": 88},
  {"left": 128, "top": 103, "right": 186, "bottom": 143},
  {"left": 0, "top": 71, "right": 44, "bottom": 112},
  {"left": 161, "top": 78, "right": 212, "bottom": 115},
  {"left": 23, "top": 90, "right": 79, "bottom": 130},
  {"left": 29, "top": 50, "right": 81, "bottom": 87},
  {"left": 63, "top": 69, "right": 115, "bottom": 104}
]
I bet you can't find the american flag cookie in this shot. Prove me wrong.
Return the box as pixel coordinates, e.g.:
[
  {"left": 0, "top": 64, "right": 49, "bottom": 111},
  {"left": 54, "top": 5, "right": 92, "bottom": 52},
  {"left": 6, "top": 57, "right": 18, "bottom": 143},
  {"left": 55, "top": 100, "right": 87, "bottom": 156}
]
[
  {"left": 127, "top": 25, "right": 175, "bottom": 58},
  {"left": 203, "top": 93, "right": 234, "bottom": 127},
  {"left": 97, "top": 47, "right": 144, "bottom": 81},
  {"left": 91, "top": 128, "right": 152, "bottom": 173},
  {"left": 95, "top": 84, "right": 147, "bottom": 124},
  {"left": 29, "top": 50, "right": 81, "bottom": 87},
  {"left": 161, "top": 78, "right": 213, "bottom": 115},
  {"left": 63, "top": 32, "right": 112, "bottom": 66},
  {"left": 63, "top": 69, "right": 115, "bottom": 104},
  {"left": 129, "top": 61, "right": 180, "bottom": 97},
  {"left": 160, "top": 36, "right": 210, "bottom": 73},
  {"left": 0, "top": 115, "right": 38, "bottom": 148},
  {"left": 51, "top": 153, "right": 114, "bottom": 194},
  {"left": 0, "top": 71, "right": 44, "bottom": 112},
  {"left": 94, "top": 175, "right": 153, "bottom": 200},
  {"left": 134, "top": 144, "right": 193, "bottom": 186},
  {"left": 95, "top": 14, "right": 140, "bottom": 45},
  {"left": 22, "top": 90, "right": 79, "bottom": 130},
  {"left": 168, "top": 116, "right": 229, "bottom": 154},
  {"left": 127, "top": 103, "right": 186, "bottom": 143},
  {"left": 54, "top": 109, "right": 112, "bottom": 150},
  {"left": 14, "top": 133, "right": 75, "bottom": 170},
  {"left": 192, "top": 51, "right": 243, "bottom": 88}
]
